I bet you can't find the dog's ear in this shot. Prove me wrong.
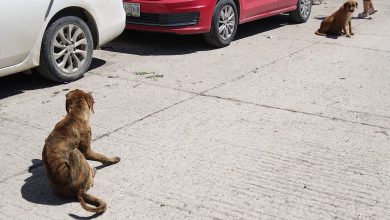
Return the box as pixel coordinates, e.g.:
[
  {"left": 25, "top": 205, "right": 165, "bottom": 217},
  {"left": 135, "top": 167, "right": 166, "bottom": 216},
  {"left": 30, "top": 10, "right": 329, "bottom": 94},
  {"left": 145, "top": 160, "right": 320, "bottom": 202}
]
[
  {"left": 84, "top": 92, "right": 95, "bottom": 113},
  {"left": 342, "top": 1, "right": 349, "bottom": 10},
  {"left": 65, "top": 99, "right": 72, "bottom": 113},
  {"left": 65, "top": 92, "right": 73, "bottom": 113}
]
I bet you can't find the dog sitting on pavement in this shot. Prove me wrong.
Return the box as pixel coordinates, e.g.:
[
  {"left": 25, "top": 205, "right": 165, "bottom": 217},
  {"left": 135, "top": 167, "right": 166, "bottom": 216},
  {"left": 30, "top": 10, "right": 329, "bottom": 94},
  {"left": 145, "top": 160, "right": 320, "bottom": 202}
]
[
  {"left": 315, "top": 0, "right": 358, "bottom": 37},
  {"left": 42, "top": 89, "right": 120, "bottom": 213}
]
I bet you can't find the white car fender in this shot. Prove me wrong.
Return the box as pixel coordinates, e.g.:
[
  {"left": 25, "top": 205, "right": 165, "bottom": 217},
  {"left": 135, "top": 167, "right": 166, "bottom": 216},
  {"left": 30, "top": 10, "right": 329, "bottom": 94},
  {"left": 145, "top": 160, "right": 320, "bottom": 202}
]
[{"left": 31, "top": 0, "right": 99, "bottom": 66}]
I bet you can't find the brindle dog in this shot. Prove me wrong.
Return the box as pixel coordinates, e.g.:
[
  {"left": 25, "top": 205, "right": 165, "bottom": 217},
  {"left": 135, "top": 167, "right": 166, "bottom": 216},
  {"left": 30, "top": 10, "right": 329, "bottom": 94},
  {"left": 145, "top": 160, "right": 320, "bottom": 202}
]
[
  {"left": 315, "top": 0, "right": 358, "bottom": 37},
  {"left": 42, "top": 89, "right": 120, "bottom": 213}
]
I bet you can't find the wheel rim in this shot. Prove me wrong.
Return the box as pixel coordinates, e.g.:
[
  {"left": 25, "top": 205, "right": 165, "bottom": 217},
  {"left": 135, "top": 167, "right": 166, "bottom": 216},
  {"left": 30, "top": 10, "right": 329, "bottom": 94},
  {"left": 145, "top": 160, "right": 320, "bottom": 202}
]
[
  {"left": 218, "top": 5, "right": 236, "bottom": 41},
  {"left": 300, "top": 0, "right": 311, "bottom": 18},
  {"left": 52, "top": 24, "right": 88, "bottom": 74}
]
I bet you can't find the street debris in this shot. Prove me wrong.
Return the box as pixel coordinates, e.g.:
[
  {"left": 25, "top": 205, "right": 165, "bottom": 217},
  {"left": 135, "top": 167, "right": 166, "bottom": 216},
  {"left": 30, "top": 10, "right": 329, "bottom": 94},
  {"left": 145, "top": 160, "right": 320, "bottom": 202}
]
[
  {"left": 266, "top": 35, "right": 277, "bottom": 39},
  {"left": 135, "top": 71, "right": 164, "bottom": 80}
]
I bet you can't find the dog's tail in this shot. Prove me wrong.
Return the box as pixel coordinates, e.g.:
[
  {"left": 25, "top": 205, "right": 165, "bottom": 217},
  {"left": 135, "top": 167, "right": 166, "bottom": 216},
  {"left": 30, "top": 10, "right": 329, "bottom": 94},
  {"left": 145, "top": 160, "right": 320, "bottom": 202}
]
[
  {"left": 78, "top": 191, "right": 107, "bottom": 213},
  {"left": 315, "top": 30, "right": 327, "bottom": 36}
]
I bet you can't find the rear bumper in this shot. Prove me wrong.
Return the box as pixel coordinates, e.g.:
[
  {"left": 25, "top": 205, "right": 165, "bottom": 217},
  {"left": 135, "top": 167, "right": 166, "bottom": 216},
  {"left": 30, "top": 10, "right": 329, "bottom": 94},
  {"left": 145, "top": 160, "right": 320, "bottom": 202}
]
[{"left": 123, "top": 0, "right": 215, "bottom": 34}]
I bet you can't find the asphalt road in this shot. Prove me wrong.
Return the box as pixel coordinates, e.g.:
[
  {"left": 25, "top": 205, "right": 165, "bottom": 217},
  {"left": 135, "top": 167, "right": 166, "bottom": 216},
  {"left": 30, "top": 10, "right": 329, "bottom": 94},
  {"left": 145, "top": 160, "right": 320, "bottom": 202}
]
[{"left": 1, "top": 0, "right": 389, "bottom": 219}]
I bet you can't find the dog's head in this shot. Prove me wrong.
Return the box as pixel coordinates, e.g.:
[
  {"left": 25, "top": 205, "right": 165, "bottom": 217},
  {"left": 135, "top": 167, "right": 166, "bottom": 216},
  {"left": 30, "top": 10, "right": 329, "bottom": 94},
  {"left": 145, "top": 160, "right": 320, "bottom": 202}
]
[
  {"left": 65, "top": 89, "right": 95, "bottom": 114},
  {"left": 343, "top": 0, "right": 358, "bottom": 13}
]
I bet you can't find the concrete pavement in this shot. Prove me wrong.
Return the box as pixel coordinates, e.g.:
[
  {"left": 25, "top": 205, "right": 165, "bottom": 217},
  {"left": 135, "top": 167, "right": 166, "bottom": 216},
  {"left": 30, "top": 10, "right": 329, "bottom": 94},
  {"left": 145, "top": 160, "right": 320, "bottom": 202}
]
[{"left": 1, "top": 0, "right": 389, "bottom": 219}]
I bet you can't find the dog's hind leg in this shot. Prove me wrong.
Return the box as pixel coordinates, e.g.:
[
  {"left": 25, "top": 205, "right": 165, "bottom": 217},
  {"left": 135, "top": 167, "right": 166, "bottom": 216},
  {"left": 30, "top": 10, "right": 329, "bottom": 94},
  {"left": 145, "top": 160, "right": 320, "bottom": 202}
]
[
  {"left": 78, "top": 133, "right": 121, "bottom": 165},
  {"left": 68, "top": 149, "right": 94, "bottom": 189},
  {"left": 84, "top": 149, "right": 121, "bottom": 165}
]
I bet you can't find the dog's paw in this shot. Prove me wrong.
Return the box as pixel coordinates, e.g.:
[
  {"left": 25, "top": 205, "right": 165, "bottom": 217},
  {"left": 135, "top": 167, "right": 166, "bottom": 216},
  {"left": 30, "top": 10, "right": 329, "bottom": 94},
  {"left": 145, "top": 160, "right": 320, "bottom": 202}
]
[
  {"left": 346, "top": 34, "right": 351, "bottom": 38},
  {"left": 350, "top": 32, "right": 354, "bottom": 35},
  {"left": 103, "top": 156, "right": 121, "bottom": 165},
  {"left": 111, "top": 156, "right": 121, "bottom": 164}
]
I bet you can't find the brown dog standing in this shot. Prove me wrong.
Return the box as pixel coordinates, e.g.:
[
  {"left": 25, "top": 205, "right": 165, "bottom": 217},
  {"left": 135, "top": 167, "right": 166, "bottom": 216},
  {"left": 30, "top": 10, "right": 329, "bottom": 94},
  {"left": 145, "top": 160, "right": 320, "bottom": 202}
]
[
  {"left": 42, "top": 89, "right": 120, "bottom": 213},
  {"left": 315, "top": 0, "right": 358, "bottom": 37}
]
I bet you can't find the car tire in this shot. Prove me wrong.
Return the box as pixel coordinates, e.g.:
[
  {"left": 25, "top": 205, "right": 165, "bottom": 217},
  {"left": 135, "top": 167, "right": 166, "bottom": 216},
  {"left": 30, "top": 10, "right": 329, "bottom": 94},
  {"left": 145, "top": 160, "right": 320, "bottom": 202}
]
[
  {"left": 204, "top": 0, "right": 238, "bottom": 48},
  {"left": 37, "top": 16, "right": 93, "bottom": 82},
  {"left": 289, "top": 0, "right": 312, "bottom": 23}
]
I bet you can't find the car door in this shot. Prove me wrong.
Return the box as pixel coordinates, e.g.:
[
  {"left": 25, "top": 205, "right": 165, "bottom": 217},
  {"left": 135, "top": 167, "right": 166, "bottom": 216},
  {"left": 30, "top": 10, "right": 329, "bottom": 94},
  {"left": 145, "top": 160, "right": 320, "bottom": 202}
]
[
  {"left": 241, "top": 0, "right": 278, "bottom": 20},
  {"left": 277, "top": 0, "right": 297, "bottom": 9},
  {"left": 0, "top": 0, "right": 50, "bottom": 69}
]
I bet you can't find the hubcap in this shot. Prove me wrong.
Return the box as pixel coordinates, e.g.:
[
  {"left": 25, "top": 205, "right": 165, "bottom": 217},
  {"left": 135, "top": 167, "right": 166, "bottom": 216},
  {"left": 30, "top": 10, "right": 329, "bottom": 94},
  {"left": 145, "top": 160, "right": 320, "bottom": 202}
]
[
  {"left": 219, "top": 5, "right": 236, "bottom": 40},
  {"left": 52, "top": 24, "right": 88, "bottom": 73},
  {"left": 300, "top": 0, "right": 311, "bottom": 18}
]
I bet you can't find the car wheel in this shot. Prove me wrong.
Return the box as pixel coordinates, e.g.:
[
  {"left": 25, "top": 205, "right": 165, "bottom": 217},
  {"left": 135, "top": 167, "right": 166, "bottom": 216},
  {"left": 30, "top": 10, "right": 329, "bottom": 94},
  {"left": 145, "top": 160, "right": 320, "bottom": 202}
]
[
  {"left": 37, "top": 16, "right": 93, "bottom": 82},
  {"left": 204, "top": 0, "right": 238, "bottom": 48},
  {"left": 289, "top": 0, "right": 312, "bottom": 23}
]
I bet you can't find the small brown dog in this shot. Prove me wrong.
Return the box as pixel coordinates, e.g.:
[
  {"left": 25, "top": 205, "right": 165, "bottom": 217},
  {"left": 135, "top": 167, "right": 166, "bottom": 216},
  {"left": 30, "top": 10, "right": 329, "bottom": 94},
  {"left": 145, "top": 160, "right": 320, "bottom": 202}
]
[
  {"left": 315, "top": 0, "right": 358, "bottom": 37},
  {"left": 42, "top": 89, "right": 120, "bottom": 213}
]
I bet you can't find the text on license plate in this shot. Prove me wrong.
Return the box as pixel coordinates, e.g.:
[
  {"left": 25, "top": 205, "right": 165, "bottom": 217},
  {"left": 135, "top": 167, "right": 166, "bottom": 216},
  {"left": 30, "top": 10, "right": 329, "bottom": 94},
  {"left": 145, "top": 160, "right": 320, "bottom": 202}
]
[{"left": 124, "top": 3, "right": 140, "bottom": 17}]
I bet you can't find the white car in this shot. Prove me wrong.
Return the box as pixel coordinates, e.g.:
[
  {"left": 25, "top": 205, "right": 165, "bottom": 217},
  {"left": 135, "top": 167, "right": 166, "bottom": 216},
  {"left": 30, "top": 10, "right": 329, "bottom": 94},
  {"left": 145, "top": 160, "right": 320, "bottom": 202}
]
[{"left": 0, "top": 0, "right": 125, "bottom": 82}]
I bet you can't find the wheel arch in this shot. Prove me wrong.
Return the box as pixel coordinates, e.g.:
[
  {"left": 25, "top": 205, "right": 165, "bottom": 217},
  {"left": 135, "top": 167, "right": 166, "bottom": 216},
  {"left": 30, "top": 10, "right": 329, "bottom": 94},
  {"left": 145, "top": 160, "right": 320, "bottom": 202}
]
[
  {"left": 217, "top": 0, "right": 241, "bottom": 18},
  {"left": 46, "top": 7, "right": 99, "bottom": 49}
]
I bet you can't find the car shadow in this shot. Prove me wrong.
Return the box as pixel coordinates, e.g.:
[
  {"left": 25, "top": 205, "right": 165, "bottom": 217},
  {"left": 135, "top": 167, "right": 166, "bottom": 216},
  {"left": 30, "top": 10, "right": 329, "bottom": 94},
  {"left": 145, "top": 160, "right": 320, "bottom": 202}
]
[
  {"left": 101, "top": 30, "right": 212, "bottom": 56},
  {"left": 102, "top": 14, "right": 294, "bottom": 56},
  {"left": 88, "top": 57, "right": 107, "bottom": 72},
  {"left": 21, "top": 159, "right": 104, "bottom": 219},
  {"left": 0, "top": 58, "right": 106, "bottom": 100},
  {"left": 0, "top": 72, "right": 58, "bottom": 99},
  {"left": 234, "top": 14, "right": 292, "bottom": 40}
]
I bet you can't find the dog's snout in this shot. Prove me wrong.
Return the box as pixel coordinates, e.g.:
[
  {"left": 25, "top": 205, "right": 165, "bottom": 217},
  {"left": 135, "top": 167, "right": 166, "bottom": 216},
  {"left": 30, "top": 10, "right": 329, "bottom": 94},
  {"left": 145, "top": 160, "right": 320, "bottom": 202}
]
[{"left": 349, "top": 5, "right": 356, "bottom": 12}]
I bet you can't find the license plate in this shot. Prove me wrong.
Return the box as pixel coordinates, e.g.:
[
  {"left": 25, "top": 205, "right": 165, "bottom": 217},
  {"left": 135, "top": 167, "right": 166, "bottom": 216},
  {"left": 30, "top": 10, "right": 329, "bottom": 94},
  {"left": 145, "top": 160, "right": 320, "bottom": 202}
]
[{"left": 124, "top": 3, "right": 140, "bottom": 17}]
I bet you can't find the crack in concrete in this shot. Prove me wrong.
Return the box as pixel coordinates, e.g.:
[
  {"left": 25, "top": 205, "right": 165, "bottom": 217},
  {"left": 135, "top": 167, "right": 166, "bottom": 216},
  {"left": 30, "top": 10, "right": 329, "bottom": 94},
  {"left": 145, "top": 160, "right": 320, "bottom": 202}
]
[
  {"left": 89, "top": 72, "right": 199, "bottom": 96},
  {"left": 321, "top": 41, "right": 390, "bottom": 53},
  {"left": 92, "top": 95, "right": 199, "bottom": 142},
  {"left": 330, "top": 107, "right": 390, "bottom": 120},
  {"left": 0, "top": 117, "right": 47, "bottom": 132},
  {"left": 200, "top": 42, "right": 321, "bottom": 94},
  {"left": 201, "top": 93, "right": 390, "bottom": 130},
  {"left": 352, "top": 32, "right": 390, "bottom": 37}
]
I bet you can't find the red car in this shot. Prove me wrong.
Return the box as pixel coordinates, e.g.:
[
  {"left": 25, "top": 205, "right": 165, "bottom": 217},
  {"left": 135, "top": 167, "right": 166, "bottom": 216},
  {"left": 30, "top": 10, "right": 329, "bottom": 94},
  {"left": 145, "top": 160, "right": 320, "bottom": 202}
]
[{"left": 123, "top": 0, "right": 311, "bottom": 47}]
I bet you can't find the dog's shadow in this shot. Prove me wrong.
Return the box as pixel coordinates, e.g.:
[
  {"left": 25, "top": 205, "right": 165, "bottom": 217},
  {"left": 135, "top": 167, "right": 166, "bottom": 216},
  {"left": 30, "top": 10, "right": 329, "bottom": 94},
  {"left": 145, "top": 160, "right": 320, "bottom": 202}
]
[
  {"left": 314, "top": 16, "right": 327, "bottom": 20},
  {"left": 21, "top": 159, "right": 103, "bottom": 219},
  {"left": 21, "top": 159, "right": 73, "bottom": 206}
]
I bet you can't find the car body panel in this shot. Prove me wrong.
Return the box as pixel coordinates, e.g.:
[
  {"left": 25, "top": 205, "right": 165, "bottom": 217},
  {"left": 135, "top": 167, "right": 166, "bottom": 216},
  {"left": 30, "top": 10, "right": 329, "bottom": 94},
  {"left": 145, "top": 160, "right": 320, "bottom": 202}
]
[
  {"left": 0, "top": 0, "right": 125, "bottom": 78},
  {"left": 240, "top": 0, "right": 278, "bottom": 20},
  {"left": 0, "top": 0, "right": 49, "bottom": 69},
  {"left": 240, "top": 5, "right": 297, "bottom": 24}
]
